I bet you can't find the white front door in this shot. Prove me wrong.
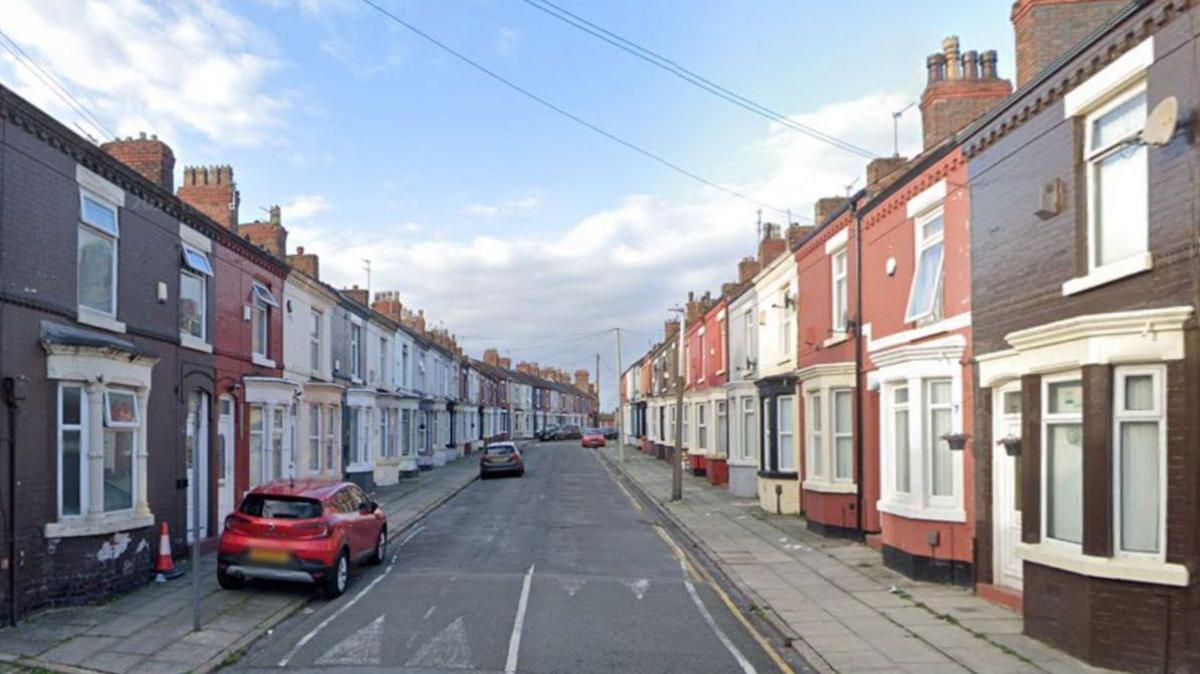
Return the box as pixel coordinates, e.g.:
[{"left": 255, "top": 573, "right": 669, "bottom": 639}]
[
  {"left": 217, "top": 395, "right": 235, "bottom": 532},
  {"left": 186, "top": 391, "right": 210, "bottom": 542},
  {"left": 992, "top": 383, "right": 1023, "bottom": 591}
]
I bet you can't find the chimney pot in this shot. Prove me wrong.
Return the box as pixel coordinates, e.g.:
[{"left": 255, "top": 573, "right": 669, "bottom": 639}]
[{"left": 963, "top": 50, "right": 979, "bottom": 80}]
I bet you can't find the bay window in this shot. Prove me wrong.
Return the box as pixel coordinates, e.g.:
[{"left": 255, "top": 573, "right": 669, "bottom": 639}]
[
  {"left": 58, "top": 385, "right": 85, "bottom": 517},
  {"left": 1043, "top": 375, "right": 1083, "bottom": 545},
  {"left": 325, "top": 406, "right": 338, "bottom": 471},
  {"left": 926, "top": 379, "right": 953, "bottom": 497},
  {"left": 308, "top": 404, "right": 321, "bottom": 472},
  {"left": 833, "top": 389, "right": 853, "bottom": 481},
  {"left": 806, "top": 393, "right": 824, "bottom": 480},
  {"left": 1114, "top": 366, "right": 1164, "bottom": 556},
  {"left": 697, "top": 402, "right": 708, "bottom": 450},
  {"left": 893, "top": 386, "right": 910, "bottom": 494},
  {"left": 715, "top": 401, "right": 727, "bottom": 455},
  {"left": 102, "top": 389, "right": 138, "bottom": 512},
  {"left": 777, "top": 395, "right": 795, "bottom": 472}
]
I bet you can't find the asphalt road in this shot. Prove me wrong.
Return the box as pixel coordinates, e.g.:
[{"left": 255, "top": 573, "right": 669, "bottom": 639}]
[{"left": 227, "top": 441, "right": 789, "bottom": 674}]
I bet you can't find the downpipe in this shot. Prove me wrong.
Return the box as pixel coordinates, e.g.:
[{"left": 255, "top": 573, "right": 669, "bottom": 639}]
[
  {"left": 851, "top": 194, "right": 867, "bottom": 534},
  {"left": 3, "top": 376, "right": 25, "bottom": 627}
]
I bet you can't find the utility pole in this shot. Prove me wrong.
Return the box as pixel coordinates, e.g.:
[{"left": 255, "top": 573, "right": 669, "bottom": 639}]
[
  {"left": 594, "top": 353, "right": 600, "bottom": 427},
  {"left": 669, "top": 309, "right": 685, "bottom": 501},
  {"left": 614, "top": 328, "right": 625, "bottom": 464}
]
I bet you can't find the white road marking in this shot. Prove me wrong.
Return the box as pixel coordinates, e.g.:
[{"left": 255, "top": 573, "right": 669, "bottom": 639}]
[
  {"left": 624, "top": 578, "right": 650, "bottom": 600},
  {"left": 314, "top": 614, "right": 384, "bottom": 665},
  {"left": 276, "top": 525, "right": 425, "bottom": 667},
  {"left": 504, "top": 564, "right": 535, "bottom": 674},
  {"left": 422, "top": 605, "right": 437, "bottom": 620},
  {"left": 679, "top": 561, "right": 756, "bottom": 674},
  {"left": 405, "top": 616, "right": 473, "bottom": 669}
]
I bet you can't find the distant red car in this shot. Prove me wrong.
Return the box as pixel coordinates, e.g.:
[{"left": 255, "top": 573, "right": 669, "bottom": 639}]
[
  {"left": 217, "top": 480, "right": 387, "bottom": 598},
  {"left": 581, "top": 429, "right": 606, "bottom": 448}
]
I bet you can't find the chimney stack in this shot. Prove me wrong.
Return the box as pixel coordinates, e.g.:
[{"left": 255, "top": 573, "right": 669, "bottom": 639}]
[
  {"left": 342, "top": 285, "right": 368, "bottom": 307},
  {"left": 239, "top": 206, "right": 288, "bottom": 258},
  {"left": 498, "top": 357, "right": 512, "bottom": 370},
  {"left": 1012, "top": 0, "right": 1125, "bottom": 88},
  {"left": 814, "top": 197, "right": 847, "bottom": 224},
  {"left": 101, "top": 133, "right": 175, "bottom": 192},
  {"left": 372, "top": 290, "right": 404, "bottom": 322},
  {"left": 757, "top": 223, "right": 786, "bottom": 267},
  {"left": 664, "top": 319, "right": 680, "bottom": 339},
  {"left": 287, "top": 246, "right": 320, "bottom": 280},
  {"left": 785, "top": 223, "right": 814, "bottom": 249},
  {"left": 867, "top": 156, "right": 909, "bottom": 192},
  {"left": 178, "top": 165, "right": 239, "bottom": 230},
  {"left": 920, "top": 36, "right": 1012, "bottom": 150},
  {"left": 574, "top": 370, "right": 590, "bottom": 391},
  {"left": 737, "top": 256, "right": 760, "bottom": 283}
]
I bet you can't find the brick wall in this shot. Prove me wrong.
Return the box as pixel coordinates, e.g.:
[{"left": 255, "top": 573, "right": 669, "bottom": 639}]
[{"left": 1012, "top": 0, "right": 1127, "bottom": 88}]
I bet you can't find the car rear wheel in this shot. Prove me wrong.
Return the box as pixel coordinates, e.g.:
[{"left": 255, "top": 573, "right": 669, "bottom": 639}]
[
  {"left": 368, "top": 529, "right": 387, "bottom": 566},
  {"left": 323, "top": 550, "right": 349, "bottom": 599},
  {"left": 217, "top": 568, "right": 244, "bottom": 590}
]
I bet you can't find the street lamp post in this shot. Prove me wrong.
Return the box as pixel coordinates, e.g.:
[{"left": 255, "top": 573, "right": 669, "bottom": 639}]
[{"left": 669, "top": 308, "right": 685, "bottom": 502}]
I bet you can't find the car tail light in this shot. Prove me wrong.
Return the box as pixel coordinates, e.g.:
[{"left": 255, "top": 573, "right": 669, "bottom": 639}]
[
  {"left": 292, "top": 521, "right": 331, "bottom": 539},
  {"left": 224, "top": 513, "right": 251, "bottom": 535}
]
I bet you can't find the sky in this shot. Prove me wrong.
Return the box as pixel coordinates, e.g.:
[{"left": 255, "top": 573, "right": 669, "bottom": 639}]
[{"left": 0, "top": 0, "right": 1016, "bottom": 411}]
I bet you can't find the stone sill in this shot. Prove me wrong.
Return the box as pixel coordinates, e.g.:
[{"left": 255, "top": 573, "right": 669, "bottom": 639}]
[
  {"left": 77, "top": 308, "right": 126, "bottom": 335},
  {"left": 1019, "top": 542, "right": 1189, "bottom": 587},
  {"left": 45, "top": 512, "right": 154, "bottom": 539},
  {"left": 803, "top": 480, "right": 857, "bottom": 494}
]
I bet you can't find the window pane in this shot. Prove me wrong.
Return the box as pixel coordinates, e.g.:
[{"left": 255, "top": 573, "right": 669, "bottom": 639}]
[
  {"left": 180, "top": 272, "right": 204, "bottom": 338},
  {"left": 1124, "top": 375, "right": 1154, "bottom": 412},
  {"left": 62, "top": 430, "right": 82, "bottom": 516},
  {"left": 1047, "top": 423, "right": 1083, "bottom": 543},
  {"left": 106, "top": 390, "right": 138, "bottom": 425},
  {"left": 78, "top": 227, "right": 115, "bottom": 314},
  {"left": 62, "top": 386, "right": 81, "bottom": 426},
  {"left": 103, "top": 429, "right": 134, "bottom": 511},
  {"left": 1091, "top": 91, "right": 1146, "bottom": 150},
  {"left": 1094, "top": 145, "right": 1148, "bottom": 267},
  {"left": 834, "top": 391, "right": 852, "bottom": 433},
  {"left": 835, "top": 437, "right": 852, "bottom": 480},
  {"left": 894, "top": 387, "right": 908, "bottom": 405},
  {"left": 906, "top": 241, "right": 943, "bottom": 320},
  {"left": 921, "top": 213, "right": 944, "bottom": 239},
  {"left": 930, "top": 408, "right": 952, "bottom": 497},
  {"left": 1003, "top": 391, "right": 1022, "bottom": 415},
  {"left": 929, "top": 380, "right": 952, "bottom": 405},
  {"left": 1048, "top": 381, "right": 1083, "bottom": 414},
  {"left": 81, "top": 194, "right": 117, "bottom": 235},
  {"left": 271, "top": 408, "right": 284, "bottom": 478},
  {"left": 894, "top": 408, "right": 910, "bottom": 493},
  {"left": 249, "top": 406, "right": 263, "bottom": 486},
  {"left": 1121, "top": 421, "right": 1160, "bottom": 553}
]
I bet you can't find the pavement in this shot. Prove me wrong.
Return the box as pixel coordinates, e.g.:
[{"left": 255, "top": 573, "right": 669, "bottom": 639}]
[
  {"left": 228, "top": 440, "right": 799, "bottom": 673},
  {"left": 597, "top": 443, "right": 1121, "bottom": 674},
  {"left": 0, "top": 452, "right": 482, "bottom": 674}
]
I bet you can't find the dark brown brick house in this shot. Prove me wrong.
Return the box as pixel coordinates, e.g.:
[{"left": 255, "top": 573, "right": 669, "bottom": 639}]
[{"left": 965, "top": 0, "right": 1199, "bottom": 670}]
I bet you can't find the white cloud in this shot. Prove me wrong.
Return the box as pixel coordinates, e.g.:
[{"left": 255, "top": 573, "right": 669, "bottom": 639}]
[
  {"left": 292, "top": 92, "right": 921, "bottom": 409},
  {"left": 281, "top": 195, "right": 331, "bottom": 221},
  {"left": 0, "top": 0, "right": 287, "bottom": 147},
  {"left": 464, "top": 192, "right": 541, "bottom": 218}
]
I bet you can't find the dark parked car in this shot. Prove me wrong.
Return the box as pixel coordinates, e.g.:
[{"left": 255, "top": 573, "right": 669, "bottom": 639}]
[
  {"left": 601, "top": 427, "right": 618, "bottom": 440},
  {"left": 537, "top": 425, "right": 559, "bottom": 441},
  {"left": 554, "top": 425, "right": 582, "bottom": 440},
  {"left": 217, "top": 480, "right": 387, "bottom": 598},
  {"left": 480, "top": 442, "right": 525, "bottom": 478}
]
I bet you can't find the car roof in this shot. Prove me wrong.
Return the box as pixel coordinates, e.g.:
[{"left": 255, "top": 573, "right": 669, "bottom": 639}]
[
  {"left": 486, "top": 442, "right": 518, "bottom": 449},
  {"left": 249, "top": 478, "right": 348, "bottom": 500}
]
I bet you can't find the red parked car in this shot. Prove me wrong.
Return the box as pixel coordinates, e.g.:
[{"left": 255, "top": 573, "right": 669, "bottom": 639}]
[
  {"left": 217, "top": 480, "right": 387, "bottom": 598},
  {"left": 581, "top": 428, "right": 606, "bottom": 448}
]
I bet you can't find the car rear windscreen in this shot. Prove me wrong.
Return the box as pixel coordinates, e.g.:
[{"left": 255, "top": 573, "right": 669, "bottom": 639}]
[
  {"left": 485, "top": 446, "right": 514, "bottom": 456},
  {"left": 240, "top": 495, "right": 323, "bottom": 519}
]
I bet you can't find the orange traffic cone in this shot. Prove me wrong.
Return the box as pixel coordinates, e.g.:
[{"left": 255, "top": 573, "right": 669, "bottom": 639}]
[{"left": 152, "top": 521, "right": 183, "bottom": 581}]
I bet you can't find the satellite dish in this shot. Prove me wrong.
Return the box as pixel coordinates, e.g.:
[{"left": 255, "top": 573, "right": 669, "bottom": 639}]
[{"left": 1141, "top": 96, "right": 1179, "bottom": 146}]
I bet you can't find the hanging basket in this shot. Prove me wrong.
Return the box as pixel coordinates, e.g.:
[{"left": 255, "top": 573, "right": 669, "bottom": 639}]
[
  {"left": 942, "top": 432, "right": 969, "bottom": 451},
  {"left": 998, "top": 435, "right": 1022, "bottom": 457}
]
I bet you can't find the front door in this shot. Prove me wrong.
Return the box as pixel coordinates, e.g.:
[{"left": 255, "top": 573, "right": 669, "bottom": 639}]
[
  {"left": 186, "top": 391, "right": 210, "bottom": 542},
  {"left": 992, "top": 382, "right": 1023, "bottom": 591},
  {"left": 217, "top": 395, "right": 235, "bottom": 532}
]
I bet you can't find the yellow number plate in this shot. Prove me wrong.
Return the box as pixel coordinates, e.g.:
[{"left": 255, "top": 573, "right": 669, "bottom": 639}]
[{"left": 248, "top": 548, "right": 289, "bottom": 565}]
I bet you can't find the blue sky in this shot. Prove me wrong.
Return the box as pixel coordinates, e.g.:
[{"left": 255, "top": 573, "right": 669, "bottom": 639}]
[{"left": 0, "top": 0, "right": 1015, "bottom": 408}]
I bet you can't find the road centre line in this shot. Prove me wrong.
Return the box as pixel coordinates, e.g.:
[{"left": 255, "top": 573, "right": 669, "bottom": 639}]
[
  {"left": 504, "top": 564, "right": 536, "bottom": 674},
  {"left": 276, "top": 525, "right": 425, "bottom": 667}
]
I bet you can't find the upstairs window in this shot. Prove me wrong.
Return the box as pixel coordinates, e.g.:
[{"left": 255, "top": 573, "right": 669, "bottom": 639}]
[
  {"left": 251, "top": 283, "right": 277, "bottom": 358},
  {"left": 309, "top": 310, "right": 322, "bottom": 371},
  {"left": 350, "top": 324, "right": 363, "bottom": 379},
  {"left": 906, "top": 209, "right": 944, "bottom": 323},
  {"left": 78, "top": 190, "right": 119, "bottom": 316},
  {"left": 1086, "top": 84, "right": 1148, "bottom": 271},
  {"left": 832, "top": 249, "right": 848, "bottom": 332},
  {"left": 180, "top": 244, "right": 212, "bottom": 343}
]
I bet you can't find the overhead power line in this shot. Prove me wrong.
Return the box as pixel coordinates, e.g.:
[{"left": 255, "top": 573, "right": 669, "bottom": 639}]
[
  {"left": 520, "top": 0, "right": 881, "bottom": 161},
  {"left": 0, "top": 27, "right": 117, "bottom": 142},
  {"left": 358, "top": 0, "right": 790, "bottom": 217}
]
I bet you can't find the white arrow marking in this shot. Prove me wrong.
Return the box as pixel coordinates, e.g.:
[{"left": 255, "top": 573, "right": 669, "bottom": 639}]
[
  {"left": 315, "top": 614, "right": 384, "bottom": 666},
  {"left": 557, "top": 577, "right": 586, "bottom": 597},
  {"left": 504, "top": 564, "right": 535, "bottom": 673},
  {"left": 625, "top": 578, "right": 650, "bottom": 600},
  {"left": 405, "top": 616, "right": 473, "bottom": 669}
]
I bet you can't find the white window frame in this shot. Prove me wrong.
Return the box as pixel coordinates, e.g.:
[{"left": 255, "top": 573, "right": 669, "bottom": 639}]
[
  {"left": 103, "top": 389, "right": 139, "bottom": 428},
  {"left": 77, "top": 189, "right": 120, "bottom": 318},
  {"left": 832, "top": 248, "right": 848, "bottom": 333},
  {"left": 805, "top": 392, "right": 824, "bottom": 481},
  {"left": 697, "top": 401, "right": 708, "bottom": 450},
  {"left": 310, "top": 310, "right": 322, "bottom": 373},
  {"left": 57, "top": 383, "right": 87, "bottom": 518},
  {"left": 1084, "top": 81, "right": 1149, "bottom": 274},
  {"left": 350, "top": 324, "right": 363, "bottom": 379},
  {"left": 251, "top": 283, "right": 275, "bottom": 359},
  {"left": 698, "top": 327, "right": 706, "bottom": 383},
  {"left": 308, "top": 404, "right": 322, "bottom": 472},
  {"left": 1112, "top": 364, "right": 1166, "bottom": 560},
  {"left": 179, "top": 268, "right": 207, "bottom": 343},
  {"left": 892, "top": 384, "right": 911, "bottom": 495},
  {"left": 1041, "top": 372, "right": 1084, "bottom": 550},
  {"left": 832, "top": 388, "right": 854, "bottom": 482},
  {"left": 715, "top": 400, "right": 727, "bottom": 455},
  {"left": 924, "top": 378, "right": 954, "bottom": 500},
  {"left": 904, "top": 207, "right": 945, "bottom": 324},
  {"left": 742, "top": 309, "right": 754, "bottom": 371},
  {"left": 777, "top": 395, "right": 795, "bottom": 472}
]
